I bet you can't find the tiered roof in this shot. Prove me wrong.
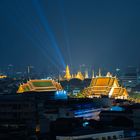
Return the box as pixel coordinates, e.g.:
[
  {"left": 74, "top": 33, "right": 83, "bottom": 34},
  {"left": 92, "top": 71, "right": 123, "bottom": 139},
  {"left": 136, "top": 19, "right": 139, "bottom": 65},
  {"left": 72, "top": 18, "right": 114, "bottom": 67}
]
[
  {"left": 83, "top": 75, "right": 129, "bottom": 99},
  {"left": 90, "top": 77, "right": 119, "bottom": 87},
  {"left": 17, "top": 79, "right": 62, "bottom": 93},
  {"left": 0, "top": 75, "right": 7, "bottom": 79}
]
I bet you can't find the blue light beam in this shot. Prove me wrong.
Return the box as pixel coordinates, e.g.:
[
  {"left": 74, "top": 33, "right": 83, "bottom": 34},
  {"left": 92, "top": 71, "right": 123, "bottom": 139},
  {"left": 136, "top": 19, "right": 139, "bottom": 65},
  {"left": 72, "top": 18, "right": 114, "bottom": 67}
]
[
  {"left": 6, "top": 4, "right": 60, "bottom": 70},
  {"left": 32, "top": 0, "right": 66, "bottom": 69},
  {"left": 59, "top": 0, "right": 72, "bottom": 66}
]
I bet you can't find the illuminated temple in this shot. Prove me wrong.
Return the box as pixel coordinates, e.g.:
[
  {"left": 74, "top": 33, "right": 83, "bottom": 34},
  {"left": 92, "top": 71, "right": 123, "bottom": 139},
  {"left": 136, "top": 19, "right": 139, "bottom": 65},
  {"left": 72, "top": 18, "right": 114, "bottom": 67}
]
[
  {"left": 63, "top": 65, "right": 85, "bottom": 81},
  {"left": 62, "top": 65, "right": 128, "bottom": 99},
  {"left": 0, "top": 75, "right": 7, "bottom": 79},
  {"left": 82, "top": 72, "right": 129, "bottom": 99},
  {"left": 17, "top": 66, "right": 129, "bottom": 99},
  {"left": 17, "top": 79, "right": 63, "bottom": 93}
]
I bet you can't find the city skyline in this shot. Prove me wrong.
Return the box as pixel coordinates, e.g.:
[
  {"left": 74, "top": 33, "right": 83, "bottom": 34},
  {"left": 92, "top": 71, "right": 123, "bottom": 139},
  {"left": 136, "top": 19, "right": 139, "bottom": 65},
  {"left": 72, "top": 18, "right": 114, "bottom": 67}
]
[{"left": 0, "top": 1, "right": 140, "bottom": 139}]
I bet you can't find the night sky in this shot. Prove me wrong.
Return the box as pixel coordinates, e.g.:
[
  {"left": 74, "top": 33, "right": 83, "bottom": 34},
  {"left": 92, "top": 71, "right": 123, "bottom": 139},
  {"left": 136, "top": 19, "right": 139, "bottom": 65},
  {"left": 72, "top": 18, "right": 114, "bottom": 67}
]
[{"left": 0, "top": 0, "right": 140, "bottom": 73}]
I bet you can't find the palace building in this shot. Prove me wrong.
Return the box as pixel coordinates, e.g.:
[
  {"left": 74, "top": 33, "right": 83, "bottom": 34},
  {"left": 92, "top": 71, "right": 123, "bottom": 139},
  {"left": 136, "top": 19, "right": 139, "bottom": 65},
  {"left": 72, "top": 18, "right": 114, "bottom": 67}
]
[{"left": 82, "top": 72, "right": 129, "bottom": 99}]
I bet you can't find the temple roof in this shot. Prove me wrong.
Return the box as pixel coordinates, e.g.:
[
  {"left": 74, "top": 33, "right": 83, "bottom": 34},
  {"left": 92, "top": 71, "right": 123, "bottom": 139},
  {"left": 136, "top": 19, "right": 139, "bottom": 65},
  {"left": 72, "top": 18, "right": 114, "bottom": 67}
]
[
  {"left": 112, "top": 87, "right": 128, "bottom": 97},
  {"left": 0, "top": 75, "right": 7, "bottom": 79},
  {"left": 90, "top": 77, "right": 119, "bottom": 87},
  {"left": 75, "top": 71, "right": 84, "bottom": 80},
  {"left": 17, "top": 79, "right": 62, "bottom": 93},
  {"left": 31, "top": 81, "right": 54, "bottom": 87},
  {"left": 83, "top": 76, "right": 129, "bottom": 99}
]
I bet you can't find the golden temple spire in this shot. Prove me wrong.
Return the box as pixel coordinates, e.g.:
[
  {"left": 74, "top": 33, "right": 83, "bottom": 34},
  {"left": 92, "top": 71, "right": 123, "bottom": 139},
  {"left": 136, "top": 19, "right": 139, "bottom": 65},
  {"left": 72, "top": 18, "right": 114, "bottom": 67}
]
[
  {"left": 106, "top": 72, "right": 112, "bottom": 77},
  {"left": 76, "top": 71, "right": 84, "bottom": 80},
  {"left": 64, "top": 65, "right": 71, "bottom": 80}
]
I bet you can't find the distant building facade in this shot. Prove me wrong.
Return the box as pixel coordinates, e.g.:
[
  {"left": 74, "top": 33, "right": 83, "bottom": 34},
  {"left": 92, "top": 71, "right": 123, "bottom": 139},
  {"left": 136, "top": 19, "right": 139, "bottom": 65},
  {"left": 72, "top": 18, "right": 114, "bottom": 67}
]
[{"left": 0, "top": 95, "right": 36, "bottom": 138}]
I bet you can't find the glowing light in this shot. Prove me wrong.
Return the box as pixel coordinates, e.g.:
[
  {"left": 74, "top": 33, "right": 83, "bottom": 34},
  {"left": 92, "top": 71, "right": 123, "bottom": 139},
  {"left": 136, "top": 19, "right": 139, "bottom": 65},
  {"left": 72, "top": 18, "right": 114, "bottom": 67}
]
[
  {"left": 55, "top": 90, "right": 67, "bottom": 99},
  {"left": 8, "top": 8, "right": 60, "bottom": 70},
  {"left": 110, "top": 106, "right": 124, "bottom": 111},
  {"left": 116, "top": 68, "right": 120, "bottom": 71},
  {"left": 7, "top": 1, "right": 65, "bottom": 71},
  {"left": 74, "top": 108, "right": 101, "bottom": 120},
  {"left": 32, "top": 0, "right": 66, "bottom": 69},
  {"left": 83, "top": 122, "right": 89, "bottom": 127},
  {"left": 58, "top": 0, "right": 72, "bottom": 66},
  {"left": 64, "top": 65, "right": 71, "bottom": 80},
  {"left": 0, "top": 75, "right": 7, "bottom": 79}
]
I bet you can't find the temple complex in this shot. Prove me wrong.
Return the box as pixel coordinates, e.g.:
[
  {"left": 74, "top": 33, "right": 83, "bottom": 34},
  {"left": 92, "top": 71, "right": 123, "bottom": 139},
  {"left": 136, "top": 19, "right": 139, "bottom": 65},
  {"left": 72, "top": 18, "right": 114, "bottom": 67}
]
[
  {"left": 17, "top": 79, "right": 63, "bottom": 93},
  {"left": 17, "top": 66, "right": 129, "bottom": 99},
  {"left": 62, "top": 65, "right": 129, "bottom": 99},
  {"left": 63, "top": 65, "right": 85, "bottom": 81}
]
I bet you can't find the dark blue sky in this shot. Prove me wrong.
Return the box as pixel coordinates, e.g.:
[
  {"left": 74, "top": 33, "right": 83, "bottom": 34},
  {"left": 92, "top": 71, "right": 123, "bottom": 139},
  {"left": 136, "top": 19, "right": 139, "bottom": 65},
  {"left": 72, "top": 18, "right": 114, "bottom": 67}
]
[{"left": 0, "top": 0, "right": 140, "bottom": 72}]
